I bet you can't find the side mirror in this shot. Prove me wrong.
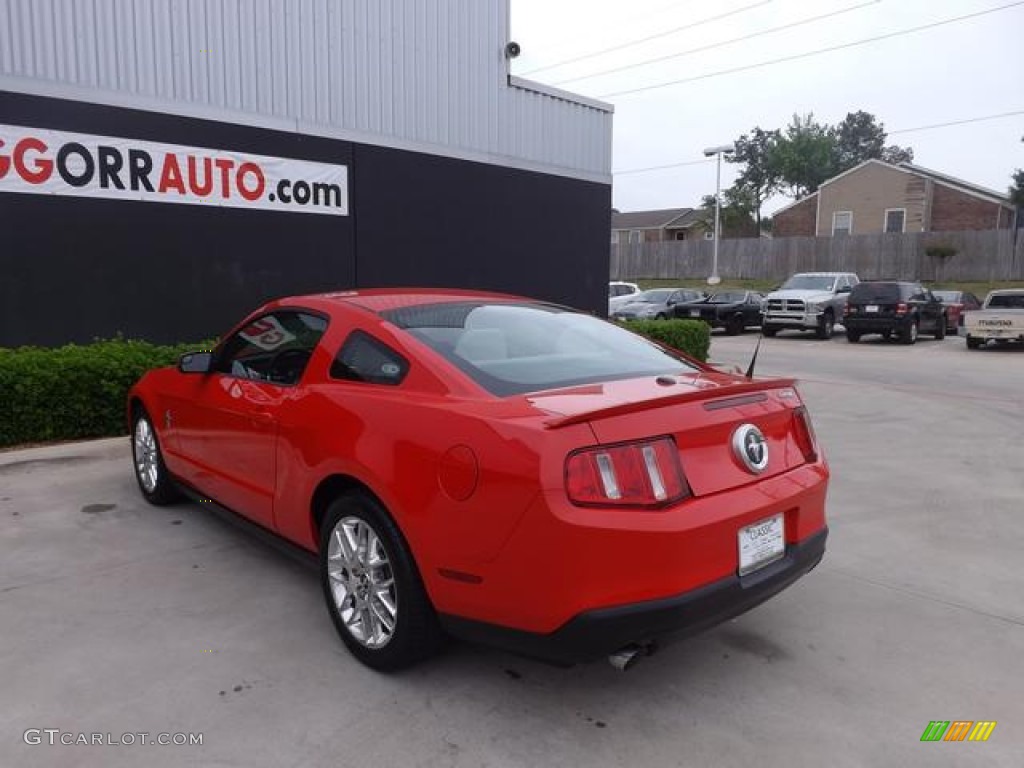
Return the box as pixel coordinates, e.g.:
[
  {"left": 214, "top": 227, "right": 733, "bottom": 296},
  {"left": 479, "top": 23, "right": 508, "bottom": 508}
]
[
  {"left": 837, "top": 285, "right": 852, "bottom": 294},
  {"left": 178, "top": 351, "right": 213, "bottom": 374}
]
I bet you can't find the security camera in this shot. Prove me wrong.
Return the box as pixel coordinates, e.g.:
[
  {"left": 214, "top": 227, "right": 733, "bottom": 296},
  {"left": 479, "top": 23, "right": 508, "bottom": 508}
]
[{"left": 505, "top": 41, "right": 521, "bottom": 59}]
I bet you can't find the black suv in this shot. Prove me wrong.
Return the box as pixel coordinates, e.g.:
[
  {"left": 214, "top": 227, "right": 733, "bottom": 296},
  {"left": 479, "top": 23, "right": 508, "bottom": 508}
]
[{"left": 843, "top": 281, "right": 947, "bottom": 344}]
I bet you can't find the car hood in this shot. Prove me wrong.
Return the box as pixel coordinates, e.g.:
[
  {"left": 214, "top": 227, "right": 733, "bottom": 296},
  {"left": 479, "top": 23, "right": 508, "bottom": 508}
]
[{"left": 766, "top": 289, "right": 834, "bottom": 302}]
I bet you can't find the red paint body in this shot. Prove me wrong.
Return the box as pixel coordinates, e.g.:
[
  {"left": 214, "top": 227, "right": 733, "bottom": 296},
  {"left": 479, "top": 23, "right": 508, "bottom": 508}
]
[{"left": 128, "top": 289, "right": 829, "bottom": 638}]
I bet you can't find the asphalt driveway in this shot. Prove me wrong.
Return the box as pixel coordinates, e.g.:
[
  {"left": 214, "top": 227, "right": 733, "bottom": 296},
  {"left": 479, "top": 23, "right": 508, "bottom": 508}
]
[{"left": 1, "top": 333, "right": 1022, "bottom": 767}]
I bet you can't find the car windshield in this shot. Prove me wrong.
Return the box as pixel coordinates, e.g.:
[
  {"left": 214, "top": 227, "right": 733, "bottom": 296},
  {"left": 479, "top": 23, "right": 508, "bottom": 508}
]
[
  {"left": 780, "top": 275, "right": 836, "bottom": 291},
  {"left": 850, "top": 283, "right": 903, "bottom": 302},
  {"left": 987, "top": 294, "right": 1024, "bottom": 309},
  {"left": 628, "top": 289, "right": 674, "bottom": 304},
  {"left": 931, "top": 291, "right": 959, "bottom": 302},
  {"left": 708, "top": 292, "right": 745, "bottom": 303},
  {"left": 383, "top": 302, "right": 699, "bottom": 397}
]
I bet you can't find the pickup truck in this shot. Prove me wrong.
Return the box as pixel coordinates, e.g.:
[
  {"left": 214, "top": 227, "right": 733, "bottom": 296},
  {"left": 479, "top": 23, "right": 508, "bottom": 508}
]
[
  {"left": 762, "top": 272, "right": 860, "bottom": 339},
  {"left": 964, "top": 289, "right": 1024, "bottom": 349}
]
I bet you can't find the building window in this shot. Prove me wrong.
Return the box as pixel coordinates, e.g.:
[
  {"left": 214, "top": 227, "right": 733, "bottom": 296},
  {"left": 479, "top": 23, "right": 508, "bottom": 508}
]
[
  {"left": 611, "top": 231, "right": 620, "bottom": 245},
  {"left": 832, "top": 211, "right": 852, "bottom": 236},
  {"left": 704, "top": 231, "right": 714, "bottom": 240},
  {"left": 629, "top": 230, "right": 641, "bottom": 244},
  {"left": 884, "top": 208, "right": 906, "bottom": 233},
  {"left": 674, "top": 231, "right": 686, "bottom": 241}
]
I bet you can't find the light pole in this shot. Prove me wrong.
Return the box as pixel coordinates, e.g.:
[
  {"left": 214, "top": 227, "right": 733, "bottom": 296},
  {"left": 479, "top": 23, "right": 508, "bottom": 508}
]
[{"left": 703, "top": 144, "right": 734, "bottom": 286}]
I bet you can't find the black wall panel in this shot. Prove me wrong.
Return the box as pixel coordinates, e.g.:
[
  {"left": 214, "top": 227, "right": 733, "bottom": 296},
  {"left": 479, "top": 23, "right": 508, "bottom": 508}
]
[
  {"left": 0, "top": 91, "right": 609, "bottom": 347},
  {"left": 352, "top": 144, "right": 610, "bottom": 315}
]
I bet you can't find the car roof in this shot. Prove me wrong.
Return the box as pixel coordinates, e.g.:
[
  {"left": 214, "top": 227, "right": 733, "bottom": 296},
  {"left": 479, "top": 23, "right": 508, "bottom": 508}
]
[
  {"left": 987, "top": 289, "right": 1024, "bottom": 296},
  {"left": 267, "top": 287, "right": 528, "bottom": 315}
]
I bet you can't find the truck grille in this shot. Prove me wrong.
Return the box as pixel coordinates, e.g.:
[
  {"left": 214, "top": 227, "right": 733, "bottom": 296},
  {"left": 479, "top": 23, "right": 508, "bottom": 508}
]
[{"left": 766, "top": 299, "right": 805, "bottom": 312}]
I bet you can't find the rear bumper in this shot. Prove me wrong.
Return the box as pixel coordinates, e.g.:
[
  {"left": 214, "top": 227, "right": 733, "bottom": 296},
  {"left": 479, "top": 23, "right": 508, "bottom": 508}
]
[
  {"left": 844, "top": 315, "right": 910, "bottom": 333},
  {"left": 440, "top": 527, "right": 827, "bottom": 665}
]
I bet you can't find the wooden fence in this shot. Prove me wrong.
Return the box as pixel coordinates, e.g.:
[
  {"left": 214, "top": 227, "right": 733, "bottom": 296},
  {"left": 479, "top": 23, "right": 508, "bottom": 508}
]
[{"left": 611, "top": 229, "right": 1024, "bottom": 283}]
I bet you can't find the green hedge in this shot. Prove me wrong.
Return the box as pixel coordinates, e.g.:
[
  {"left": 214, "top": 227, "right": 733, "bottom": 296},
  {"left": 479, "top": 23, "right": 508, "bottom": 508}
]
[
  {"left": 0, "top": 339, "right": 210, "bottom": 448},
  {"left": 622, "top": 319, "right": 711, "bottom": 362},
  {"left": 1, "top": 322, "right": 711, "bottom": 449}
]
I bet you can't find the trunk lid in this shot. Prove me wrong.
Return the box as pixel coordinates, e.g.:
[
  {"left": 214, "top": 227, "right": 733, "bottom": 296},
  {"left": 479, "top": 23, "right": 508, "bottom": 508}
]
[{"left": 530, "top": 373, "right": 812, "bottom": 497}]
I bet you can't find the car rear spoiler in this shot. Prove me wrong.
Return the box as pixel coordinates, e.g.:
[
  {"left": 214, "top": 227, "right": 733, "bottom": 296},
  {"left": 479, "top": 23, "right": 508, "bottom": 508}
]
[{"left": 543, "top": 378, "right": 798, "bottom": 429}]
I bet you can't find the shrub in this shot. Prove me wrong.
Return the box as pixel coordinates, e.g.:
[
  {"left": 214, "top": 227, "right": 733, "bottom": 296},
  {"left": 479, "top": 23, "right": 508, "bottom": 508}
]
[
  {"left": 622, "top": 319, "right": 711, "bottom": 362},
  {"left": 0, "top": 339, "right": 212, "bottom": 448}
]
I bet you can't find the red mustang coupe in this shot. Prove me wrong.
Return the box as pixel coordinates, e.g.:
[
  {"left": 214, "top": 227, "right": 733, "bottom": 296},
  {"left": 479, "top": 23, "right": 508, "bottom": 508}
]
[{"left": 128, "top": 289, "right": 828, "bottom": 670}]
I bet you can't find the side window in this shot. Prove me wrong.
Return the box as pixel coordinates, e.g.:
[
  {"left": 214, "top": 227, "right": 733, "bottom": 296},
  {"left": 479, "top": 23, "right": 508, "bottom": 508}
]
[
  {"left": 214, "top": 311, "right": 327, "bottom": 385},
  {"left": 331, "top": 331, "right": 409, "bottom": 386}
]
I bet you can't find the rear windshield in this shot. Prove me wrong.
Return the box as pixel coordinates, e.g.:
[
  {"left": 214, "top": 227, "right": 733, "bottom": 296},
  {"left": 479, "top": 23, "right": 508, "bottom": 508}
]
[
  {"left": 931, "top": 291, "right": 959, "bottom": 302},
  {"left": 850, "top": 283, "right": 906, "bottom": 302},
  {"left": 780, "top": 275, "right": 836, "bottom": 291},
  {"left": 629, "top": 289, "right": 674, "bottom": 304},
  {"left": 987, "top": 294, "right": 1024, "bottom": 309},
  {"left": 382, "top": 302, "right": 700, "bottom": 397},
  {"left": 709, "top": 292, "right": 746, "bottom": 303}
]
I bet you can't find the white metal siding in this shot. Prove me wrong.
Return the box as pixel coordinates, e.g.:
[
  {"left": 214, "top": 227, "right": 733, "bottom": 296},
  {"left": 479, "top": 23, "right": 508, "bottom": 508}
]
[{"left": 0, "top": 0, "right": 611, "bottom": 180}]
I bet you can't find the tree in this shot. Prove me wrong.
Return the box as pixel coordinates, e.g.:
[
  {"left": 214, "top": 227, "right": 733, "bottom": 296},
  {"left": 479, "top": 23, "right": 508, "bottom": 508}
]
[
  {"left": 835, "top": 111, "right": 914, "bottom": 169},
  {"left": 834, "top": 110, "right": 885, "bottom": 170},
  {"left": 700, "top": 188, "right": 758, "bottom": 239},
  {"left": 725, "top": 127, "right": 782, "bottom": 233},
  {"left": 1011, "top": 136, "right": 1024, "bottom": 208},
  {"left": 772, "top": 113, "right": 837, "bottom": 198},
  {"left": 755, "top": 111, "right": 916, "bottom": 200}
]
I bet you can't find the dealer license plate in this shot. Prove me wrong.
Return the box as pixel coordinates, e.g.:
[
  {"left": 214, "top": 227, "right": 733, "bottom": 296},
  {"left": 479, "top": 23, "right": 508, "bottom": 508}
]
[
  {"left": 865, "top": 305, "right": 879, "bottom": 313},
  {"left": 738, "top": 514, "right": 785, "bottom": 576}
]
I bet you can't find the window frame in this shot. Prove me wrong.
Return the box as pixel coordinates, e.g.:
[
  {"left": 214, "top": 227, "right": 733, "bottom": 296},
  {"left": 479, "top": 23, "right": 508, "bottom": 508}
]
[
  {"left": 212, "top": 308, "right": 329, "bottom": 388},
  {"left": 832, "top": 210, "right": 853, "bottom": 236},
  {"left": 883, "top": 208, "right": 906, "bottom": 234},
  {"left": 329, "top": 329, "right": 411, "bottom": 387}
]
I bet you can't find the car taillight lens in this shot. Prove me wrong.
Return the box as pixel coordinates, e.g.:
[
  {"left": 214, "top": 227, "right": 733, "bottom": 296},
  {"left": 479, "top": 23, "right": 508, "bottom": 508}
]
[
  {"left": 565, "top": 437, "right": 690, "bottom": 508},
  {"left": 792, "top": 406, "right": 819, "bottom": 463},
  {"left": 843, "top": 304, "right": 852, "bottom": 316},
  {"left": 895, "top": 302, "right": 909, "bottom": 315}
]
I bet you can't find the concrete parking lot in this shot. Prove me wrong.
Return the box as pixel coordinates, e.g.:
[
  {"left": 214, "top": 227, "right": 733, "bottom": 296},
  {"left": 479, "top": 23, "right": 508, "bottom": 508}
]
[{"left": 2, "top": 332, "right": 1022, "bottom": 767}]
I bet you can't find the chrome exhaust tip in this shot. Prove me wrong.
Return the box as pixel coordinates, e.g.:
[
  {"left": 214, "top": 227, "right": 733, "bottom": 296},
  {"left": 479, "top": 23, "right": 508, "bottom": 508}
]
[{"left": 608, "top": 643, "right": 653, "bottom": 672}]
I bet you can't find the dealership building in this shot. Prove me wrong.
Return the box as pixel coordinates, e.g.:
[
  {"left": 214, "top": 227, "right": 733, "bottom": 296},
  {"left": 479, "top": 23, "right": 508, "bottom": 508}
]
[{"left": 0, "top": 0, "right": 612, "bottom": 347}]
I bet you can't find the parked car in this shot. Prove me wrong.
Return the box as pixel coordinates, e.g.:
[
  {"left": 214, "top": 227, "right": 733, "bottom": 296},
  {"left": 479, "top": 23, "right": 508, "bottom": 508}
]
[
  {"left": 964, "top": 289, "right": 1024, "bottom": 349},
  {"left": 932, "top": 290, "right": 982, "bottom": 333},
  {"left": 610, "top": 288, "right": 705, "bottom": 321},
  {"left": 762, "top": 272, "right": 859, "bottom": 339},
  {"left": 608, "top": 281, "right": 641, "bottom": 314},
  {"left": 673, "top": 291, "right": 765, "bottom": 335},
  {"left": 128, "top": 289, "right": 829, "bottom": 670},
  {"left": 843, "top": 281, "right": 946, "bottom": 344}
]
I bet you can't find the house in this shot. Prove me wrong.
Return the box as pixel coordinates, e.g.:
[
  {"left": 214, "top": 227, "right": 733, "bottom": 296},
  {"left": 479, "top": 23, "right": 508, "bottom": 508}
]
[
  {"left": 772, "top": 159, "right": 1017, "bottom": 237},
  {"left": 611, "top": 207, "right": 713, "bottom": 244}
]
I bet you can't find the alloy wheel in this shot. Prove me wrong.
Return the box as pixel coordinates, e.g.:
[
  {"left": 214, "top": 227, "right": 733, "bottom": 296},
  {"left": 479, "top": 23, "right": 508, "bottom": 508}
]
[
  {"left": 326, "top": 516, "right": 398, "bottom": 648},
  {"left": 134, "top": 417, "right": 159, "bottom": 493}
]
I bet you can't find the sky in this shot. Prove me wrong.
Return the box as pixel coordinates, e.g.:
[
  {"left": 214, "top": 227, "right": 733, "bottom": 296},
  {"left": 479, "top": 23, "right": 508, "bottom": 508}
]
[{"left": 510, "top": 0, "right": 1024, "bottom": 216}]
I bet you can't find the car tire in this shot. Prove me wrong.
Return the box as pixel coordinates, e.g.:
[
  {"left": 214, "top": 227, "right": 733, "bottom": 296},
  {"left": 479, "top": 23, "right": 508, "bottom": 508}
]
[
  {"left": 131, "top": 407, "right": 180, "bottom": 506},
  {"left": 901, "top": 318, "right": 919, "bottom": 345},
  {"left": 815, "top": 311, "right": 834, "bottom": 340},
  {"left": 846, "top": 330, "right": 861, "bottom": 343},
  {"left": 320, "top": 491, "right": 444, "bottom": 671},
  {"left": 655, "top": 313, "right": 667, "bottom": 320},
  {"left": 881, "top": 330, "right": 893, "bottom": 341},
  {"left": 762, "top": 325, "right": 778, "bottom": 337},
  {"left": 934, "top": 316, "right": 946, "bottom": 340},
  {"left": 725, "top": 314, "right": 745, "bottom": 336},
  {"left": 966, "top": 335, "right": 982, "bottom": 350}
]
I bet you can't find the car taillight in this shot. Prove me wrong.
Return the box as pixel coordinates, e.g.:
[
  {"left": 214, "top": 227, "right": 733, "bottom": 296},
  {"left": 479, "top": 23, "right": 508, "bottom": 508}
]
[
  {"left": 843, "top": 304, "right": 852, "bottom": 316},
  {"left": 895, "top": 302, "right": 909, "bottom": 315},
  {"left": 565, "top": 437, "right": 690, "bottom": 508},
  {"left": 792, "top": 406, "right": 819, "bottom": 463}
]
